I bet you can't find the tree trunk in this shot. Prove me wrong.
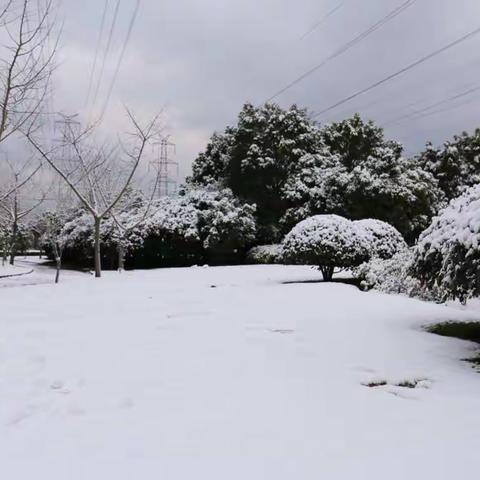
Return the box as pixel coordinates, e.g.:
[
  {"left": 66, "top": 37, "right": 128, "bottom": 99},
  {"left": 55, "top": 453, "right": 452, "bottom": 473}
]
[
  {"left": 118, "top": 243, "right": 125, "bottom": 272},
  {"left": 2, "top": 240, "right": 7, "bottom": 266},
  {"left": 320, "top": 265, "right": 334, "bottom": 282},
  {"left": 94, "top": 217, "right": 102, "bottom": 278},
  {"left": 55, "top": 256, "right": 61, "bottom": 284},
  {"left": 9, "top": 220, "right": 17, "bottom": 266}
]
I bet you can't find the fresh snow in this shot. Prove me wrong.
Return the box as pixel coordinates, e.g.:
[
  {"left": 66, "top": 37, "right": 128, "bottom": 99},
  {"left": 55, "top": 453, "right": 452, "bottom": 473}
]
[{"left": 1, "top": 265, "right": 480, "bottom": 479}]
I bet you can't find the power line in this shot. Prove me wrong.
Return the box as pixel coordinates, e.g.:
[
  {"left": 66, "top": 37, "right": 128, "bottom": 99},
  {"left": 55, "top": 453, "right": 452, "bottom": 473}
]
[
  {"left": 313, "top": 24, "right": 480, "bottom": 119},
  {"left": 90, "top": 0, "right": 122, "bottom": 113},
  {"left": 99, "top": 0, "right": 141, "bottom": 120},
  {"left": 402, "top": 92, "right": 480, "bottom": 124},
  {"left": 384, "top": 84, "right": 480, "bottom": 126},
  {"left": 85, "top": 0, "right": 110, "bottom": 107},
  {"left": 267, "top": 0, "right": 417, "bottom": 102},
  {"left": 300, "top": 1, "right": 346, "bottom": 40}
]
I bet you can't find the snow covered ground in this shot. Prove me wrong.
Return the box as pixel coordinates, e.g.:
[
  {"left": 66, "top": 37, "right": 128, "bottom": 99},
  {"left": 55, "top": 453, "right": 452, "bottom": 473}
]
[{"left": 1, "top": 265, "right": 480, "bottom": 479}]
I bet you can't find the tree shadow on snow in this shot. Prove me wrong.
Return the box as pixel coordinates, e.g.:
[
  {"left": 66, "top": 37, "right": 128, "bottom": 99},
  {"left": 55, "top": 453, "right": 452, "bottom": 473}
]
[
  {"left": 282, "top": 277, "right": 362, "bottom": 289},
  {"left": 426, "top": 321, "right": 480, "bottom": 368}
]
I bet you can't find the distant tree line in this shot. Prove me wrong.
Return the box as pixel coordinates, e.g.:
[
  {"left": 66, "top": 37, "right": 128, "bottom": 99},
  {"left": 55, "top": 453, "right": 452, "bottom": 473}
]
[{"left": 26, "top": 102, "right": 480, "bottom": 301}]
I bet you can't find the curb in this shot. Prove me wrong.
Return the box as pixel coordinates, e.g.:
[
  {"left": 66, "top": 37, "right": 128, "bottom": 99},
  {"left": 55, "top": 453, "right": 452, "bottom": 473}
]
[{"left": 0, "top": 268, "right": 34, "bottom": 279}]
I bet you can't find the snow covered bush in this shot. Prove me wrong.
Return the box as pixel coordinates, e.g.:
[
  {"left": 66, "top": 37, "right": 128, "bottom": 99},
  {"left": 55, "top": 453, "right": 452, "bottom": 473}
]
[
  {"left": 246, "top": 244, "right": 281, "bottom": 264},
  {"left": 354, "top": 219, "right": 407, "bottom": 259},
  {"left": 413, "top": 184, "right": 480, "bottom": 303},
  {"left": 281, "top": 215, "right": 370, "bottom": 281},
  {"left": 57, "top": 209, "right": 118, "bottom": 269},
  {"left": 123, "top": 187, "right": 256, "bottom": 268},
  {"left": 55, "top": 188, "right": 256, "bottom": 269},
  {"left": 354, "top": 249, "right": 441, "bottom": 301}
]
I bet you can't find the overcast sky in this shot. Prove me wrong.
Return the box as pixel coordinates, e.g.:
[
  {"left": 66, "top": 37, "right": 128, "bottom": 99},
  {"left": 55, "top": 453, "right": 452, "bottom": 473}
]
[{"left": 50, "top": 0, "right": 480, "bottom": 181}]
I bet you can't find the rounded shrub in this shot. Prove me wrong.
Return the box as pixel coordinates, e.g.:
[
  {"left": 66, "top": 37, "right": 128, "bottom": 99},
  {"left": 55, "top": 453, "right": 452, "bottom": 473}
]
[
  {"left": 354, "top": 219, "right": 407, "bottom": 259},
  {"left": 281, "top": 214, "right": 370, "bottom": 281}
]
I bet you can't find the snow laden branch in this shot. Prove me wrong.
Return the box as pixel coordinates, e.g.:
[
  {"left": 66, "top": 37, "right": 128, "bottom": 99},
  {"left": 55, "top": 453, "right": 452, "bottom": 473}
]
[{"left": 24, "top": 109, "right": 162, "bottom": 277}]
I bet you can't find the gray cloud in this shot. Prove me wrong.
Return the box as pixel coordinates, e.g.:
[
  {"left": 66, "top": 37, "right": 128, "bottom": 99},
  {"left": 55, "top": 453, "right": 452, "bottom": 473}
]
[{"left": 37, "top": 0, "right": 480, "bottom": 180}]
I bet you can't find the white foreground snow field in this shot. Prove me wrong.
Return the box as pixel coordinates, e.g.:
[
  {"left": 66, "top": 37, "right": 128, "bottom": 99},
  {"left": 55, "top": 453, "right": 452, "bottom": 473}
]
[{"left": 1, "top": 265, "right": 480, "bottom": 479}]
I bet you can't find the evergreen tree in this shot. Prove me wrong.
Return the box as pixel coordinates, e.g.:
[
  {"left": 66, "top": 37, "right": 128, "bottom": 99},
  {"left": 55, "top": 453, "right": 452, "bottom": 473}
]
[
  {"left": 190, "top": 103, "right": 323, "bottom": 241},
  {"left": 418, "top": 129, "right": 480, "bottom": 201}
]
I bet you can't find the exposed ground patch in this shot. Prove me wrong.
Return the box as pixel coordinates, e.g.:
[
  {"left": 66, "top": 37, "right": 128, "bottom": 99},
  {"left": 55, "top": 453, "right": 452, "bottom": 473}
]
[
  {"left": 362, "top": 378, "right": 430, "bottom": 389},
  {"left": 426, "top": 322, "right": 480, "bottom": 367}
]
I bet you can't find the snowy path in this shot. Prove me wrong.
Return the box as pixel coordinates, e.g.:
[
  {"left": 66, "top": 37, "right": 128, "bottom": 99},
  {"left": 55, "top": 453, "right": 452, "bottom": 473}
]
[
  {"left": 0, "top": 257, "right": 87, "bottom": 288},
  {"left": 0, "top": 265, "right": 479, "bottom": 479}
]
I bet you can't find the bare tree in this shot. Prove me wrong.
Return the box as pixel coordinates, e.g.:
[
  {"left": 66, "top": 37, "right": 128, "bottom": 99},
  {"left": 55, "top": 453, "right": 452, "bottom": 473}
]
[
  {"left": 99, "top": 166, "right": 162, "bottom": 272},
  {"left": 0, "top": 155, "right": 44, "bottom": 264},
  {"left": 0, "top": 0, "right": 58, "bottom": 147},
  {"left": 37, "top": 209, "right": 66, "bottom": 282},
  {"left": 33, "top": 180, "right": 74, "bottom": 282},
  {"left": 25, "top": 110, "right": 162, "bottom": 277}
]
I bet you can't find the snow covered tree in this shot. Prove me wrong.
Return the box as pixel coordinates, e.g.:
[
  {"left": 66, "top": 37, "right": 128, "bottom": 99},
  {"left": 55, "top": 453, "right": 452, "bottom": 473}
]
[
  {"left": 320, "top": 113, "right": 396, "bottom": 169},
  {"left": 418, "top": 129, "right": 480, "bottom": 201},
  {"left": 413, "top": 184, "right": 480, "bottom": 303},
  {"left": 190, "top": 103, "right": 323, "bottom": 241},
  {"left": 190, "top": 130, "right": 235, "bottom": 186},
  {"left": 59, "top": 187, "right": 257, "bottom": 269},
  {"left": 354, "top": 219, "right": 407, "bottom": 260},
  {"left": 281, "top": 214, "right": 370, "bottom": 281},
  {"left": 282, "top": 115, "right": 442, "bottom": 242}
]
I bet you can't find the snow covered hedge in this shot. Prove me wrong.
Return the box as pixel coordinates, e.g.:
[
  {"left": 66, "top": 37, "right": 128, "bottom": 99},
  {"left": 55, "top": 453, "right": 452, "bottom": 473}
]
[
  {"left": 246, "top": 244, "right": 282, "bottom": 264},
  {"left": 281, "top": 215, "right": 370, "bottom": 280},
  {"left": 58, "top": 188, "right": 257, "bottom": 269},
  {"left": 412, "top": 184, "right": 480, "bottom": 303},
  {"left": 127, "top": 188, "right": 257, "bottom": 267},
  {"left": 354, "top": 249, "right": 441, "bottom": 301}
]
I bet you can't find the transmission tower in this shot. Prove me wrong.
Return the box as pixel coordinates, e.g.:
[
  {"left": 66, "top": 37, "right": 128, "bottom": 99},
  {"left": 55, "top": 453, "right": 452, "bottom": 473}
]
[
  {"left": 151, "top": 137, "right": 179, "bottom": 197},
  {"left": 53, "top": 114, "right": 81, "bottom": 162}
]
